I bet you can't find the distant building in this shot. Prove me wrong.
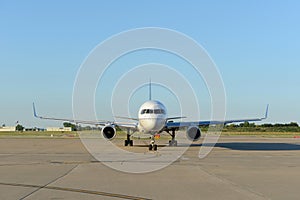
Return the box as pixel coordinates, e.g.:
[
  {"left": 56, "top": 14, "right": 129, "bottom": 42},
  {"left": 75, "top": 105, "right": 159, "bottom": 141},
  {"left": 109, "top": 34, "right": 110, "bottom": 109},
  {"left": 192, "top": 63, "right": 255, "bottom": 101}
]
[
  {"left": 24, "top": 127, "right": 45, "bottom": 132},
  {"left": 46, "top": 127, "right": 72, "bottom": 132},
  {"left": 0, "top": 126, "right": 16, "bottom": 132}
]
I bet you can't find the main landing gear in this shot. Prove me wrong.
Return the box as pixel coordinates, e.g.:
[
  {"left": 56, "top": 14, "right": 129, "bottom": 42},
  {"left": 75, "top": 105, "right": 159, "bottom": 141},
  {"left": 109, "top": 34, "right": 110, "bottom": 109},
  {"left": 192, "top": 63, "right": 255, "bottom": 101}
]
[
  {"left": 149, "top": 136, "right": 158, "bottom": 151},
  {"left": 168, "top": 129, "right": 178, "bottom": 146},
  {"left": 124, "top": 129, "right": 133, "bottom": 146}
]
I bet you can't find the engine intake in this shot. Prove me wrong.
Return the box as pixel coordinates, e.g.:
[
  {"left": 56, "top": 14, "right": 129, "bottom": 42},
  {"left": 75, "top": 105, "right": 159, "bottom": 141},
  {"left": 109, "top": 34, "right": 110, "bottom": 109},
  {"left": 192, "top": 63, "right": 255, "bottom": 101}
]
[
  {"left": 186, "top": 126, "right": 201, "bottom": 141},
  {"left": 101, "top": 125, "right": 116, "bottom": 140}
]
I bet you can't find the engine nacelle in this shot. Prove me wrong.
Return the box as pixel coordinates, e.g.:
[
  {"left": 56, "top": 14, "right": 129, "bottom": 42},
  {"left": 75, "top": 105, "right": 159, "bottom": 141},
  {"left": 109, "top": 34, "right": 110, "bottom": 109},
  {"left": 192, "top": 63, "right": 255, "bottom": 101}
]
[
  {"left": 101, "top": 125, "right": 116, "bottom": 140},
  {"left": 186, "top": 126, "right": 201, "bottom": 141}
]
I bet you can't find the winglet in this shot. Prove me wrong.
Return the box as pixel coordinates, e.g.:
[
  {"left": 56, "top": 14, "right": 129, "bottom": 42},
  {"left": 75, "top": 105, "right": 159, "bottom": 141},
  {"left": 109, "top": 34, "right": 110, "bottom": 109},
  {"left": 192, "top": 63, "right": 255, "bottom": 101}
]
[
  {"left": 263, "top": 104, "right": 269, "bottom": 119},
  {"left": 32, "top": 102, "right": 38, "bottom": 118}
]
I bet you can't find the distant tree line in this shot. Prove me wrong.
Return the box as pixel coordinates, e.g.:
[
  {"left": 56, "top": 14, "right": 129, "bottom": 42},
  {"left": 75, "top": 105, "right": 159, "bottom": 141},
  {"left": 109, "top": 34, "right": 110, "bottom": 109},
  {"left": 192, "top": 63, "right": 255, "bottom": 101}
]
[
  {"left": 63, "top": 122, "right": 100, "bottom": 131},
  {"left": 16, "top": 124, "right": 24, "bottom": 131},
  {"left": 223, "top": 122, "right": 300, "bottom": 132},
  {"left": 63, "top": 122, "right": 78, "bottom": 131},
  {"left": 259, "top": 122, "right": 299, "bottom": 127},
  {"left": 227, "top": 122, "right": 299, "bottom": 128}
]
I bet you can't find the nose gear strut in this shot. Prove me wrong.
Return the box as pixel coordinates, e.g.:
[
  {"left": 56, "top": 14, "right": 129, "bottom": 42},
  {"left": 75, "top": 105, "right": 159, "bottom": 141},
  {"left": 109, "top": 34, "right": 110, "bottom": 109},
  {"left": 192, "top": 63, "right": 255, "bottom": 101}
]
[{"left": 149, "top": 135, "right": 158, "bottom": 151}]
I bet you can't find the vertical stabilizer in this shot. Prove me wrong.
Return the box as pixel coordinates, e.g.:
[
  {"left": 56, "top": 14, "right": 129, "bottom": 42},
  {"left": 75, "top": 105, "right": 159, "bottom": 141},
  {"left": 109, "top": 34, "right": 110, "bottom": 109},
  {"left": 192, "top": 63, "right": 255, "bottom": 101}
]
[{"left": 149, "top": 78, "right": 152, "bottom": 100}]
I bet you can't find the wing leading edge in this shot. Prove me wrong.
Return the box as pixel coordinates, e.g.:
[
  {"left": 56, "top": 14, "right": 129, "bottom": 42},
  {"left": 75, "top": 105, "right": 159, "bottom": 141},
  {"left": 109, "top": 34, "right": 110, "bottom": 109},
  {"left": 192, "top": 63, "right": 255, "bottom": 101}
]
[
  {"left": 166, "top": 105, "right": 269, "bottom": 129},
  {"left": 32, "top": 103, "right": 137, "bottom": 129}
]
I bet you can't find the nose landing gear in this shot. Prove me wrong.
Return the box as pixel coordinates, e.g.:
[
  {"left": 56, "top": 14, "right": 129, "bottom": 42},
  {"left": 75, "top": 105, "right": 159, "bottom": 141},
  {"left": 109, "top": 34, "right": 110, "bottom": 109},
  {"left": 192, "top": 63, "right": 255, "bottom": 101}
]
[
  {"left": 149, "top": 144, "right": 158, "bottom": 151},
  {"left": 149, "top": 136, "right": 158, "bottom": 151}
]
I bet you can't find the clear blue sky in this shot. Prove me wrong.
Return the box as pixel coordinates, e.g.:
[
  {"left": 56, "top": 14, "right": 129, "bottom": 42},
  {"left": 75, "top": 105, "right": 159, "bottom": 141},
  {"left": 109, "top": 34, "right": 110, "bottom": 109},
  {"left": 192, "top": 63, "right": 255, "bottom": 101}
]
[{"left": 1, "top": 0, "right": 299, "bottom": 127}]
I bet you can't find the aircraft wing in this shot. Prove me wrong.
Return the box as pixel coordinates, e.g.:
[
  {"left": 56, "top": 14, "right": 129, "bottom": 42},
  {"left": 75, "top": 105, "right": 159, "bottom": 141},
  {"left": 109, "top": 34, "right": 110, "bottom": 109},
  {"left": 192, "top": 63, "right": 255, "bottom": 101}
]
[
  {"left": 32, "top": 103, "right": 138, "bottom": 129},
  {"left": 166, "top": 105, "right": 269, "bottom": 129}
]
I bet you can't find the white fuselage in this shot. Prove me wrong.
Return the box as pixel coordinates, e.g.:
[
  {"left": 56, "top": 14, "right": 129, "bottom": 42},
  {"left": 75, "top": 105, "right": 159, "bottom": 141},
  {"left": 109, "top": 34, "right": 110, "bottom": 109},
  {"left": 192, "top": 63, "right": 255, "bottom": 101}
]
[{"left": 137, "top": 100, "right": 167, "bottom": 134}]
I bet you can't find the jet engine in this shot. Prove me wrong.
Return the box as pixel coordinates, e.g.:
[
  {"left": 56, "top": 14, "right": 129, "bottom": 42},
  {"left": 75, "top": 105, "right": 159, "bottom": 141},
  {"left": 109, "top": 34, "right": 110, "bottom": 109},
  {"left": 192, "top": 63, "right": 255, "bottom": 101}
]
[
  {"left": 101, "top": 125, "right": 116, "bottom": 140},
  {"left": 186, "top": 126, "right": 201, "bottom": 141}
]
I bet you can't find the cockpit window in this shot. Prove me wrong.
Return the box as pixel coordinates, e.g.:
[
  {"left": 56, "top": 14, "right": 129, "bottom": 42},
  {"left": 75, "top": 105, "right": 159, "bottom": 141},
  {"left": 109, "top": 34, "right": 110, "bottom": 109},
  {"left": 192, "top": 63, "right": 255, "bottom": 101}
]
[
  {"left": 154, "top": 109, "right": 165, "bottom": 114},
  {"left": 141, "top": 109, "right": 165, "bottom": 114},
  {"left": 141, "top": 109, "right": 152, "bottom": 114}
]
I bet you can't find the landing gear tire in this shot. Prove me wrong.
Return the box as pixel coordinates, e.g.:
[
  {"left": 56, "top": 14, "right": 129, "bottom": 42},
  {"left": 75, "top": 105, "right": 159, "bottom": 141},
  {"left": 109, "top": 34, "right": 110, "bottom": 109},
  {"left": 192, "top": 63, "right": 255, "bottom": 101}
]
[
  {"left": 125, "top": 140, "right": 133, "bottom": 146},
  {"left": 169, "top": 140, "right": 178, "bottom": 146},
  {"left": 125, "top": 129, "right": 133, "bottom": 147},
  {"left": 149, "top": 144, "right": 158, "bottom": 151},
  {"left": 167, "top": 129, "right": 177, "bottom": 147}
]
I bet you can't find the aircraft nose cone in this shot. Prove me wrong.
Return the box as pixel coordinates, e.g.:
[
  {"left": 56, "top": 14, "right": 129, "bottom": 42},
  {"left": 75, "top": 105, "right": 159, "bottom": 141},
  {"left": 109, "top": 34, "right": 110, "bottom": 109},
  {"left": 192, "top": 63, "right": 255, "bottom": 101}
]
[
  {"left": 140, "top": 118, "right": 164, "bottom": 132},
  {"left": 141, "top": 119, "right": 156, "bottom": 130}
]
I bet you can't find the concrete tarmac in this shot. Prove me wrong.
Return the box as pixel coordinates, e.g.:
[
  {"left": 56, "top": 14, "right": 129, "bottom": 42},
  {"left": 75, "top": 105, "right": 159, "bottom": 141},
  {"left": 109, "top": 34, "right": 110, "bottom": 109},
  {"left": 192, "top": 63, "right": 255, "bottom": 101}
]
[{"left": 1, "top": 135, "right": 300, "bottom": 200}]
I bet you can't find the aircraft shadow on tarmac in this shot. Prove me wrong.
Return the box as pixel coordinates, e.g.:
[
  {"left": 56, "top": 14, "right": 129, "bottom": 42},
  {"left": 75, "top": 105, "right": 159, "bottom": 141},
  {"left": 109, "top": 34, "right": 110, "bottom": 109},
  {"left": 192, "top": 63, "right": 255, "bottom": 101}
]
[
  {"left": 133, "top": 142, "right": 300, "bottom": 151},
  {"left": 190, "top": 142, "right": 300, "bottom": 151}
]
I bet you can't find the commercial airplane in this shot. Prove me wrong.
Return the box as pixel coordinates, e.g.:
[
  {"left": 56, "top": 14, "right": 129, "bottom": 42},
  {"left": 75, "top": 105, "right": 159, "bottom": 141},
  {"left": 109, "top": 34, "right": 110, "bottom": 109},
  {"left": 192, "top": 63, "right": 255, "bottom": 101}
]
[{"left": 33, "top": 82, "right": 268, "bottom": 151}]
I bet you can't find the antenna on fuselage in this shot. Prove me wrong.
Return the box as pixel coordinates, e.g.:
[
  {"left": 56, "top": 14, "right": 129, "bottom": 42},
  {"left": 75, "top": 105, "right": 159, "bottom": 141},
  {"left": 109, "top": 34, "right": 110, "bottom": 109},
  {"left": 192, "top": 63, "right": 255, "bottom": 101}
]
[{"left": 149, "top": 78, "right": 152, "bottom": 100}]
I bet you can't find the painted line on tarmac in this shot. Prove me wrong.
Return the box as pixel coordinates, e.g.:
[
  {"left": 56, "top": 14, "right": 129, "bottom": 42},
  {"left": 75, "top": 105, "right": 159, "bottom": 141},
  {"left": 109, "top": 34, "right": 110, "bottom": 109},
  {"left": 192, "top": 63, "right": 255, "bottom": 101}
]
[{"left": 0, "top": 182, "right": 152, "bottom": 200}]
